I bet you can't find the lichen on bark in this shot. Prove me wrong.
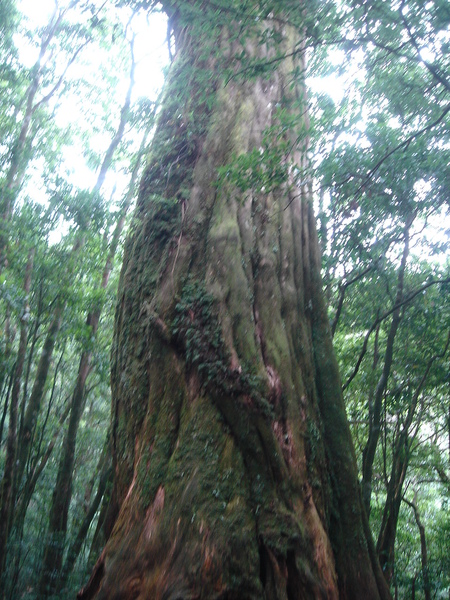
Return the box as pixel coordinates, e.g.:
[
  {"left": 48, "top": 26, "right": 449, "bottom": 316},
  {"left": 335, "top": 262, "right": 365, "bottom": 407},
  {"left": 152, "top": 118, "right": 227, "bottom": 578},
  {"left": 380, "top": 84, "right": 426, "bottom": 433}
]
[{"left": 79, "top": 3, "right": 391, "bottom": 599}]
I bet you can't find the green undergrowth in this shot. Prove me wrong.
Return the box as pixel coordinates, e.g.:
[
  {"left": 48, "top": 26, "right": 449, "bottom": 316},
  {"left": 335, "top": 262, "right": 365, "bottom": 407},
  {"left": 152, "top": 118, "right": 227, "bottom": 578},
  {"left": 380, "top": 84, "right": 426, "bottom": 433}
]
[{"left": 216, "top": 123, "right": 290, "bottom": 197}]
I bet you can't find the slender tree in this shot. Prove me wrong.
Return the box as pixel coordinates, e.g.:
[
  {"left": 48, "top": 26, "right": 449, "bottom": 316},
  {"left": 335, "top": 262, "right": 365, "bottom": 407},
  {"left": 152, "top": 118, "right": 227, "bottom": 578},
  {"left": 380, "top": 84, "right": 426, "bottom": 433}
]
[
  {"left": 310, "top": 2, "right": 449, "bottom": 591},
  {"left": 361, "top": 218, "right": 412, "bottom": 517},
  {"left": 404, "top": 494, "right": 431, "bottom": 600},
  {"left": 0, "top": 2, "right": 154, "bottom": 595},
  {"left": 80, "top": 2, "right": 390, "bottom": 598},
  {"left": 37, "top": 36, "right": 139, "bottom": 597},
  {"left": 37, "top": 33, "right": 161, "bottom": 597},
  {"left": 376, "top": 332, "right": 450, "bottom": 583},
  {"left": 0, "top": 249, "right": 33, "bottom": 575}
]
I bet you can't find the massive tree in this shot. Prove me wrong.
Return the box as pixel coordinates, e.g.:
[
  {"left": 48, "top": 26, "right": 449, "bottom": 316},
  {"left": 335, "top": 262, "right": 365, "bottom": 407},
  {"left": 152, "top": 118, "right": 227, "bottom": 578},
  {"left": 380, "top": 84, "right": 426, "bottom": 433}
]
[{"left": 80, "top": 2, "right": 390, "bottom": 598}]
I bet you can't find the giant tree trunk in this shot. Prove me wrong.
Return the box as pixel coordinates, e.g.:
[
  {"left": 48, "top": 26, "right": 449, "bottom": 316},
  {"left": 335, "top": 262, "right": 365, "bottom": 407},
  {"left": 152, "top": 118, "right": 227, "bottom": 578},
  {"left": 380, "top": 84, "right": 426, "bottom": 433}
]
[{"left": 80, "top": 4, "right": 390, "bottom": 599}]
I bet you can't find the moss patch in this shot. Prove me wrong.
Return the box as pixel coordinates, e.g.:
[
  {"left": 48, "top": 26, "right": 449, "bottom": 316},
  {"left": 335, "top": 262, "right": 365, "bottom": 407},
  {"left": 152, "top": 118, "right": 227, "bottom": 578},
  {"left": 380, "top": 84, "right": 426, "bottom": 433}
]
[{"left": 171, "top": 278, "right": 272, "bottom": 416}]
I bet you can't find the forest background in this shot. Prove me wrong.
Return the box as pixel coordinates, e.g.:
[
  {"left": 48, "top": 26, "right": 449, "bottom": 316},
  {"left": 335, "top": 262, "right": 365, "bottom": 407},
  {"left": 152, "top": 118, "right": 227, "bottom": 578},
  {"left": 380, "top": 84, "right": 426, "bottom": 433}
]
[{"left": 0, "top": 0, "right": 448, "bottom": 598}]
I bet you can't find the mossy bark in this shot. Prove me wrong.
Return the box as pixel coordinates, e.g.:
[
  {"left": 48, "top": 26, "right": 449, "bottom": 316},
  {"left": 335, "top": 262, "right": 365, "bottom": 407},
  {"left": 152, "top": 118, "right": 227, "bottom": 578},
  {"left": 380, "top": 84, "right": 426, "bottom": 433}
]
[{"left": 80, "top": 5, "right": 391, "bottom": 599}]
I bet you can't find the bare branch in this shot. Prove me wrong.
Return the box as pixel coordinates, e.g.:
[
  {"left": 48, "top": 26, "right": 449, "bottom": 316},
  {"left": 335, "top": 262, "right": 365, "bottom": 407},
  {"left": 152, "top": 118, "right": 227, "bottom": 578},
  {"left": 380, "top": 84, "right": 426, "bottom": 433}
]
[{"left": 32, "top": 41, "right": 89, "bottom": 113}]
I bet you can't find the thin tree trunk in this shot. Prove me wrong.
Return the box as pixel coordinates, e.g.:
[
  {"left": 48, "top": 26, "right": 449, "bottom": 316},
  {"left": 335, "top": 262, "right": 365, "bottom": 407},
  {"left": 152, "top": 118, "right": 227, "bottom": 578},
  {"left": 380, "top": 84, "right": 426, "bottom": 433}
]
[
  {"left": 5, "top": 402, "right": 70, "bottom": 600},
  {"left": 18, "top": 300, "right": 41, "bottom": 437},
  {"left": 448, "top": 382, "right": 450, "bottom": 475},
  {"left": 0, "top": 306, "right": 15, "bottom": 417},
  {"left": 14, "top": 230, "right": 85, "bottom": 492},
  {"left": 37, "top": 189, "right": 137, "bottom": 594},
  {"left": 14, "top": 300, "right": 65, "bottom": 492},
  {"left": 93, "top": 37, "right": 136, "bottom": 194},
  {"left": 361, "top": 221, "right": 411, "bottom": 517},
  {"left": 331, "top": 265, "right": 374, "bottom": 338},
  {"left": 85, "top": 466, "right": 114, "bottom": 576},
  {"left": 38, "top": 228, "right": 127, "bottom": 595},
  {"left": 57, "top": 461, "right": 112, "bottom": 593},
  {"left": 0, "top": 370, "right": 13, "bottom": 447},
  {"left": 11, "top": 403, "right": 71, "bottom": 553},
  {"left": 376, "top": 333, "right": 450, "bottom": 583},
  {"left": 38, "top": 352, "right": 93, "bottom": 597},
  {"left": 376, "top": 431, "right": 410, "bottom": 584},
  {"left": 80, "top": 5, "right": 391, "bottom": 599},
  {"left": 0, "top": 250, "right": 34, "bottom": 581},
  {"left": 0, "top": 330, "right": 14, "bottom": 414},
  {"left": 38, "top": 41, "right": 140, "bottom": 595},
  {"left": 404, "top": 495, "right": 431, "bottom": 600},
  {"left": 0, "top": 2, "right": 87, "bottom": 271}
]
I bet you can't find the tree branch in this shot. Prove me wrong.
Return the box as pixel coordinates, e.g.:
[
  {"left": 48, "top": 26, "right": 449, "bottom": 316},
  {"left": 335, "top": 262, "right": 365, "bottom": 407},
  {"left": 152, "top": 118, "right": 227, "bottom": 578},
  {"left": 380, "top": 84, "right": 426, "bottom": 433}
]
[
  {"left": 343, "top": 277, "right": 450, "bottom": 391},
  {"left": 331, "top": 263, "right": 375, "bottom": 337},
  {"left": 400, "top": 1, "right": 450, "bottom": 93},
  {"left": 32, "top": 41, "right": 89, "bottom": 113},
  {"left": 353, "top": 102, "right": 450, "bottom": 198}
]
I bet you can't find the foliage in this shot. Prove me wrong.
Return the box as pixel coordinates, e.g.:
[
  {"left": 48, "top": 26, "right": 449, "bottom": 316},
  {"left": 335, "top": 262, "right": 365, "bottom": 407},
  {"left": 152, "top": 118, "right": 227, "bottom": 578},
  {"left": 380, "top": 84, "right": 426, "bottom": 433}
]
[
  {"left": 309, "top": 0, "right": 450, "bottom": 594},
  {"left": 0, "top": 1, "right": 159, "bottom": 597},
  {"left": 216, "top": 112, "right": 299, "bottom": 197}
]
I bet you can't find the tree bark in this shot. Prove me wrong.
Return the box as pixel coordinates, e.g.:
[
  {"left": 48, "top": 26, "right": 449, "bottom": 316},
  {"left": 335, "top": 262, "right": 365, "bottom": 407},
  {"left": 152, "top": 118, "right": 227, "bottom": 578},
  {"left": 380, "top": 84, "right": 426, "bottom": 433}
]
[{"left": 80, "top": 5, "right": 390, "bottom": 599}]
